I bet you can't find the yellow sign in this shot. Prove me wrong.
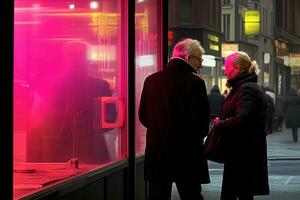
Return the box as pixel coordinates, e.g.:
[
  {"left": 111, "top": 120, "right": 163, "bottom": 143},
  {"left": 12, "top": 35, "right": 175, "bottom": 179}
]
[
  {"left": 245, "top": 22, "right": 260, "bottom": 35},
  {"left": 244, "top": 10, "right": 260, "bottom": 36},
  {"left": 210, "top": 44, "right": 219, "bottom": 51},
  {"left": 244, "top": 10, "right": 260, "bottom": 22},
  {"left": 208, "top": 34, "right": 219, "bottom": 42}
]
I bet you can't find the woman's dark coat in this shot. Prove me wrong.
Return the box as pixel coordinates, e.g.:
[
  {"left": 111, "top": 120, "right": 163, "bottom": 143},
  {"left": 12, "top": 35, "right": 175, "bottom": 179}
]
[
  {"left": 139, "top": 58, "right": 210, "bottom": 183},
  {"left": 216, "top": 72, "right": 269, "bottom": 196}
]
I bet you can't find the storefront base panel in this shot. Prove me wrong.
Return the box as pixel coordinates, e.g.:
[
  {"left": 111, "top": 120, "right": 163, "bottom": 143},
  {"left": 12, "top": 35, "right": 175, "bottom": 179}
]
[{"left": 18, "top": 160, "right": 146, "bottom": 200}]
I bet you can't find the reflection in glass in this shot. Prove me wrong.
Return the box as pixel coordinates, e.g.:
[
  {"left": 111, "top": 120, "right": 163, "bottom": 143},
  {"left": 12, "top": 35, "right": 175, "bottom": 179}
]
[
  {"left": 13, "top": 0, "right": 127, "bottom": 198},
  {"left": 135, "top": 0, "right": 161, "bottom": 155}
]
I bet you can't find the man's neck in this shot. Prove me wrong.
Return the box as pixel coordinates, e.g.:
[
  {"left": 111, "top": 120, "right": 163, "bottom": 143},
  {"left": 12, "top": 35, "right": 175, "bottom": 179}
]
[{"left": 171, "top": 57, "right": 198, "bottom": 72}]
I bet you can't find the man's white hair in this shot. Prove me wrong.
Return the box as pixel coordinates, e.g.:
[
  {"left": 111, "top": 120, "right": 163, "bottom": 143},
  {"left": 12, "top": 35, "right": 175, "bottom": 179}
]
[{"left": 172, "top": 38, "right": 205, "bottom": 58}]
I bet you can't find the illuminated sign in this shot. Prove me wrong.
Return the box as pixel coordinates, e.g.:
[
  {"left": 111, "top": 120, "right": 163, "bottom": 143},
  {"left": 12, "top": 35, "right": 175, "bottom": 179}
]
[
  {"left": 221, "top": 43, "right": 239, "bottom": 58},
  {"left": 245, "top": 23, "right": 260, "bottom": 35},
  {"left": 289, "top": 53, "right": 300, "bottom": 67},
  {"left": 210, "top": 44, "right": 219, "bottom": 51},
  {"left": 244, "top": 10, "right": 260, "bottom": 22},
  {"left": 207, "top": 33, "right": 220, "bottom": 52},
  {"left": 208, "top": 34, "right": 219, "bottom": 42},
  {"left": 202, "top": 55, "right": 216, "bottom": 67},
  {"left": 244, "top": 10, "right": 260, "bottom": 35}
]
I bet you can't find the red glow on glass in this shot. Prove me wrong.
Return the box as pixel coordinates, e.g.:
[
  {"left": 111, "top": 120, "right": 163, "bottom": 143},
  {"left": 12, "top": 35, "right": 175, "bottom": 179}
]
[
  {"left": 135, "top": 0, "right": 161, "bottom": 155},
  {"left": 14, "top": 0, "right": 128, "bottom": 198},
  {"left": 168, "top": 31, "right": 174, "bottom": 46},
  {"left": 168, "top": 31, "right": 173, "bottom": 39}
]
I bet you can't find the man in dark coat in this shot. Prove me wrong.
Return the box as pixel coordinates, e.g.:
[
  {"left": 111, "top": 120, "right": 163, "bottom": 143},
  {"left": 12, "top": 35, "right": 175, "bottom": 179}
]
[
  {"left": 208, "top": 85, "right": 225, "bottom": 118},
  {"left": 213, "top": 52, "right": 269, "bottom": 200},
  {"left": 139, "top": 38, "right": 210, "bottom": 200}
]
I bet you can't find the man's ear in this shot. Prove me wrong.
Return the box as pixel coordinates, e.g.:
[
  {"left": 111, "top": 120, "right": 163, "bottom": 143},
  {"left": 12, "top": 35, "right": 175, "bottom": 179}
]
[{"left": 186, "top": 54, "right": 191, "bottom": 62}]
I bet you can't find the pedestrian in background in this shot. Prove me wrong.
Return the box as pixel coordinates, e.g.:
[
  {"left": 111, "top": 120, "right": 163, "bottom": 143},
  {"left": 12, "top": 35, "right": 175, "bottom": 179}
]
[
  {"left": 213, "top": 51, "right": 269, "bottom": 200},
  {"left": 208, "top": 85, "right": 225, "bottom": 118},
  {"left": 284, "top": 88, "right": 300, "bottom": 142},
  {"left": 263, "top": 86, "right": 275, "bottom": 135},
  {"left": 264, "top": 86, "right": 276, "bottom": 105},
  {"left": 139, "top": 38, "right": 210, "bottom": 200}
]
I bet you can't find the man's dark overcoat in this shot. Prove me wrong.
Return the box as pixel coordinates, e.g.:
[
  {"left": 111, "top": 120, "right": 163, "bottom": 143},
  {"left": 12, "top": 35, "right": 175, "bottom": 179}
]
[
  {"left": 216, "top": 72, "right": 269, "bottom": 196},
  {"left": 139, "top": 58, "right": 210, "bottom": 183}
]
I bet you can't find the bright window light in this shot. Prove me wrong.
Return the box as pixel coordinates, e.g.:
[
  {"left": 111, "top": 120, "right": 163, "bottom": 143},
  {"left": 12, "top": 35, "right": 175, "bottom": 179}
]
[
  {"left": 137, "top": 55, "right": 155, "bottom": 67},
  {"left": 202, "top": 55, "right": 216, "bottom": 67},
  {"left": 69, "top": 4, "right": 75, "bottom": 10},
  {"left": 90, "top": 1, "right": 99, "bottom": 9}
]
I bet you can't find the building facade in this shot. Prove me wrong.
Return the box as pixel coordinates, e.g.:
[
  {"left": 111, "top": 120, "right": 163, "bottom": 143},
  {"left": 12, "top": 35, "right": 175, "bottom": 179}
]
[
  {"left": 274, "top": 0, "right": 300, "bottom": 97},
  {"left": 222, "top": 0, "right": 275, "bottom": 91},
  {"left": 168, "top": 0, "right": 222, "bottom": 91},
  {"left": 221, "top": 0, "right": 300, "bottom": 97}
]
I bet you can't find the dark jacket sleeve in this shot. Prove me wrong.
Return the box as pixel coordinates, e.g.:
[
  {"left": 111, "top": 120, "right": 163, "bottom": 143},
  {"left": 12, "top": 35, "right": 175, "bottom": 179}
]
[{"left": 217, "top": 84, "right": 263, "bottom": 132}]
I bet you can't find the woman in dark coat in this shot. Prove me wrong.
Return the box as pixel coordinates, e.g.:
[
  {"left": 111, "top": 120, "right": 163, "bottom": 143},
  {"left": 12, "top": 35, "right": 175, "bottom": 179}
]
[{"left": 213, "top": 52, "right": 269, "bottom": 200}]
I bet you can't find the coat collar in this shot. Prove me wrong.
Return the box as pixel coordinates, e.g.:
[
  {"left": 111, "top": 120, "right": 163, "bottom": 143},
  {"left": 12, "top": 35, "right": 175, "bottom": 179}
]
[
  {"left": 167, "top": 57, "right": 197, "bottom": 73},
  {"left": 227, "top": 72, "right": 257, "bottom": 88}
]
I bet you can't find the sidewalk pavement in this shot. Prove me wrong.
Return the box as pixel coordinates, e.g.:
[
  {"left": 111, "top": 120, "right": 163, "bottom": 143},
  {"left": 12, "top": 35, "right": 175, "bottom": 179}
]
[
  {"left": 267, "top": 126, "right": 300, "bottom": 160},
  {"left": 171, "top": 126, "right": 300, "bottom": 200}
]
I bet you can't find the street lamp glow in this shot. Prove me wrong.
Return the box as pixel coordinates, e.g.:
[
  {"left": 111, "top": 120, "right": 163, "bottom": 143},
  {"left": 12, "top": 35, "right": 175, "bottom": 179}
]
[
  {"left": 69, "top": 4, "right": 75, "bottom": 10},
  {"left": 90, "top": 1, "right": 99, "bottom": 9}
]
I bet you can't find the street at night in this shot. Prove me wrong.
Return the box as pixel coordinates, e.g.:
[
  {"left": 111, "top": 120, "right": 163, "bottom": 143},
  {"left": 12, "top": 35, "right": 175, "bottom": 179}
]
[{"left": 172, "top": 130, "right": 300, "bottom": 200}]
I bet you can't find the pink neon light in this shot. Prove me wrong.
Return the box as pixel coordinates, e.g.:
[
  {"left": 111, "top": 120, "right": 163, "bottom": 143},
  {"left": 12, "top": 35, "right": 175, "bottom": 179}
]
[{"left": 14, "top": 0, "right": 128, "bottom": 198}]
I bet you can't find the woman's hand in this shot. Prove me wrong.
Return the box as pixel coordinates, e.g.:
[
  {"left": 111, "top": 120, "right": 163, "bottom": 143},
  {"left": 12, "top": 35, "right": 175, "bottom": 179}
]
[{"left": 213, "top": 117, "right": 220, "bottom": 125}]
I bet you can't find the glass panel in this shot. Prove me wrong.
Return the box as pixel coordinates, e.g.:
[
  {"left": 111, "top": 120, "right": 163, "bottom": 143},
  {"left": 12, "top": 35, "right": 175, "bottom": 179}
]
[
  {"left": 135, "top": 0, "right": 161, "bottom": 155},
  {"left": 14, "top": 0, "right": 127, "bottom": 198}
]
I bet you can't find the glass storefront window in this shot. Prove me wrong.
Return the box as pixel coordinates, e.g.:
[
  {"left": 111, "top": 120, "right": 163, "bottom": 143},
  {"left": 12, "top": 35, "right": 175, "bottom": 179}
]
[
  {"left": 14, "top": 0, "right": 127, "bottom": 198},
  {"left": 135, "top": 0, "right": 162, "bottom": 155}
]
